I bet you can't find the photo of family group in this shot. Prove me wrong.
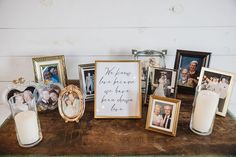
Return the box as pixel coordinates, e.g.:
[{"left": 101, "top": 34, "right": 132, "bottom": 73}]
[
  {"left": 199, "top": 68, "right": 234, "bottom": 116},
  {"left": 7, "top": 86, "right": 36, "bottom": 114},
  {"left": 41, "top": 64, "right": 60, "bottom": 84},
  {"left": 37, "top": 84, "right": 62, "bottom": 111}
]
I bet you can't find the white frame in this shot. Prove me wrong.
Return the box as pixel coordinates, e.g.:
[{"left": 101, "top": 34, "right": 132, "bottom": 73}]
[
  {"left": 198, "top": 67, "right": 235, "bottom": 117},
  {"left": 94, "top": 60, "right": 142, "bottom": 118}
]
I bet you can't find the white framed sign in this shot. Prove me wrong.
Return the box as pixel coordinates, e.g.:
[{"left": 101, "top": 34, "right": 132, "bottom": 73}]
[{"left": 95, "top": 60, "right": 142, "bottom": 118}]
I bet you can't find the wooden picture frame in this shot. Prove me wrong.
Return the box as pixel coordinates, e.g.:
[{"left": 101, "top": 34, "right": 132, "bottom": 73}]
[
  {"left": 94, "top": 60, "right": 142, "bottom": 118},
  {"left": 144, "top": 67, "right": 177, "bottom": 104},
  {"left": 146, "top": 95, "right": 181, "bottom": 136},
  {"left": 174, "top": 49, "right": 211, "bottom": 94},
  {"left": 58, "top": 85, "right": 85, "bottom": 123},
  {"left": 198, "top": 67, "right": 235, "bottom": 117},
  {"left": 32, "top": 55, "right": 67, "bottom": 87},
  {"left": 78, "top": 63, "right": 95, "bottom": 101}
]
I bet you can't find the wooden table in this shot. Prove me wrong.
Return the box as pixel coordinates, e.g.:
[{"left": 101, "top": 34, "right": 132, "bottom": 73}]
[{"left": 0, "top": 94, "right": 236, "bottom": 156}]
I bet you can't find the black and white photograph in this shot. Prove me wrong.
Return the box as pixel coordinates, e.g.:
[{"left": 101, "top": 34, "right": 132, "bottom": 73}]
[
  {"left": 78, "top": 63, "right": 95, "bottom": 101},
  {"left": 198, "top": 67, "right": 235, "bottom": 117},
  {"left": 145, "top": 67, "right": 177, "bottom": 104}
]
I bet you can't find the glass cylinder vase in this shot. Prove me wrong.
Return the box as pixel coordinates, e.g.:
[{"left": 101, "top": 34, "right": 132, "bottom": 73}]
[
  {"left": 8, "top": 91, "right": 43, "bottom": 147},
  {"left": 189, "top": 85, "right": 220, "bottom": 135}
]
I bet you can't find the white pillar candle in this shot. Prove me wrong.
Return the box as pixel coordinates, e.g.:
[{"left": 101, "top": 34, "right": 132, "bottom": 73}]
[
  {"left": 192, "top": 90, "right": 219, "bottom": 133},
  {"left": 14, "top": 111, "right": 39, "bottom": 145}
]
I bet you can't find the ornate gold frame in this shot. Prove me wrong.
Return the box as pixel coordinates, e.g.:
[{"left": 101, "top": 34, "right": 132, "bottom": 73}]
[
  {"left": 94, "top": 60, "right": 142, "bottom": 119},
  {"left": 58, "top": 85, "right": 85, "bottom": 123},
  {"left": 145, "top": 95, "right": 181, "bottom": 136},
  {"left": 32, "top": 55, "right": 67, "bottom": 87}
]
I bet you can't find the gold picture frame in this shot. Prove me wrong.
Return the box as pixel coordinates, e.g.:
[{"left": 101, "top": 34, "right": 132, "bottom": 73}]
[
  {"left": 58, "top": 85, "right": 85, "bottom": 123},
  {"left": 146, "top": 95, "right": 181, "bottom": 136},
  {"left": 32, "top": 55, "right": 67, "bottom": 87},
  {"left": 198, "top": 67, "right": 235, "bottom": 117},
  {"left": 94, "top": 60, "right": 142, "bottom": 119}
]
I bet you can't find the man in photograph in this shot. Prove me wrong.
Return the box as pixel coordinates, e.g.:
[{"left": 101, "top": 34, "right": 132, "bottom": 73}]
[
  {"left": 178, "top": 68, "right": 189, "bottom": 86},
  {"left": 85, "top": 72, "right": 94, "bottom": 95},
  {"left": 161, "top": 105, "right": 172, "bottom": 129},
  {"left": 38, "top": 88, "right": 50, "bottom": 111}
]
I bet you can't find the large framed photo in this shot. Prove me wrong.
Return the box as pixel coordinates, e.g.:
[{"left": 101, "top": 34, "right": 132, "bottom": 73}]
[
  {"left": 198, "top": 67, "right": 235, "bottom": 117},
  {"left": 58, "top": 85, "right": 85, "bottom": 123},
  {"left": 132, "top": 49, "right": 167, "bottom": 95},
  {"left": 32, "top": 55, "right": 67, "bottom": 87},
  {"left": 174, "top": 50, "right": 211, "bottom": 94},
  {"left": 95, "top": 60, "right": 142, "bottom": 118},
  {"left": 146, "top": 95, "right": 181, "bottom": 136},
  {"left": 78, "top": 63, "right": 95, "bottom": 101}
]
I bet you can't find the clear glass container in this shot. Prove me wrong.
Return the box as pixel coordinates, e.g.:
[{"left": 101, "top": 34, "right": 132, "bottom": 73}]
[
  {"left": 189, "top": 85, "right": 220, "bottom": 135},
  {"left": 8, "top": 89, "right": 43, "bottom": 147}
]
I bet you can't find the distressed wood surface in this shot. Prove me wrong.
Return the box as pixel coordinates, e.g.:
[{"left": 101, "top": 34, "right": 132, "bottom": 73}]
[{"left": 0, "top": 93, "right": 236, "bottom": 155}]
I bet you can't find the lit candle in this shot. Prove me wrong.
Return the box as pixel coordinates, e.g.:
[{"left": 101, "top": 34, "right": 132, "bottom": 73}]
[
  {"left": 14, "top": 111, "right": 39, "bottom": 145},
  {"left": 192, "top": 90, "right": 219, "bottom": 134}
]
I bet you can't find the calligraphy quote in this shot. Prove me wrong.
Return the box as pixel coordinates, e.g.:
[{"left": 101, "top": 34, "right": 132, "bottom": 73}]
[{"left": 95, "top": 62, "right": 140, "bottom": 117}]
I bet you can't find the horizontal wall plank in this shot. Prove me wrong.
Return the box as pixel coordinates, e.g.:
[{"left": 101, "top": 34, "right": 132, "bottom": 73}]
[
  {"left": 0, "top": 0, "right": 236, "bottom": 28},
  {"left": 0, "top": 27, "right": 236, "bottom": 56}
]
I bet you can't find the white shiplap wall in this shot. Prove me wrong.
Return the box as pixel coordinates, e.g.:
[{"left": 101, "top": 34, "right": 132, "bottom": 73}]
[{"left": 0, "top": 0, "right": 236, "bottom": 115}]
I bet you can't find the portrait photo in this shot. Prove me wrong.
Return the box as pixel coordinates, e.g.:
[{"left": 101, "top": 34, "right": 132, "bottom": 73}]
[
  {"left": 198, "top": 67, "right": 235, "bottom": 117},
  {"left": 146, "top": 96, "right": 181, "bottom": 136},
  {"left": 174, "top": 49, "right": 211, "bottom": 94},
  {"left": 36, "top": 84, "right": 62, "bottom": 111},
  {"left": 78, "top": 63, "right": 95, "bottom": 101},
  {"left": 58, "top": 85, "right": 85, "bottom": 122},
  {"left": 32, "top": 55, "right": 67, "bottom": 87},
  {"left": 144, "top": 67, "right": 177, "bottom": 104}
]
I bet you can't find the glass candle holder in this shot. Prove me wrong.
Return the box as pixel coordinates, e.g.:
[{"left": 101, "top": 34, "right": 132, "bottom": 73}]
[
  {"left": 8, "top": 92, "right": 43, "bottom": 147},
  {"left": 189, "top": 85, "right": 220, "bottom": 135}
]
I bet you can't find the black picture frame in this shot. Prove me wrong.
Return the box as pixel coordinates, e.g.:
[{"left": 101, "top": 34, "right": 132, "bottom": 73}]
[{"left": 174, "top": 49, "right": 211, "bottom": 94}]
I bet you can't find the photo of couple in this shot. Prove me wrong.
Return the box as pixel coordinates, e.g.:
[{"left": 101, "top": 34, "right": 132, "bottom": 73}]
[
  {"left": 42, "top": 65, "right": 60, "bottom": 84},
  {"left": 178, "top": 58, "right": 202, "bottom": 88},
  {"left": 151, "top": 102, "right": 174, "bottom": 130}
]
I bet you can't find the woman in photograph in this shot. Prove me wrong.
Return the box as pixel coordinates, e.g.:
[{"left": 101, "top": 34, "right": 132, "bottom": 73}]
[
  {"left": 13, "top": 94, "right": 29, "bottom": 113},
  {"left": 152, "top": 104, "right": 163, "bottom": 126},
  {"left": 187, "top": 61, "right": 199, "bottom": 87},
  {"left": 63, "top": 92, "right": 80, "bottom": 118},
  {"left": 48, "top": 89, "right": 59, "bottom": 110},
  {"left": 37, "top": 88, "right": 50, "bottom": 111},
  {"left": 153, "top": 72, "right": 167, "bottom": 97}
]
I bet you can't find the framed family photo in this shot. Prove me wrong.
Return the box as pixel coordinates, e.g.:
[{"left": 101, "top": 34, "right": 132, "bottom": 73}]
[
  {"left": 146, "top": 95, "right": 181, "bottom": 136},
  {"left": 78, "top": 63, "right": 95, "bottom": 101},
  {"left": 198, "top": 67, "right": 235, "bottom": 117},
  {"left": 132, "top": 49, "right": 167, "bottom": 95},
  {"left": 58, "top": 85, "right": 85, "bottom": 123},
  {"left": 94, "top": 60, "right": 142, "bottom": 118},
  {"left": 174, "top": 50, "right": 211, "bottom": 94},
  {"left": 32, "top": 55, "right": 67, "bottom": 87},
  {"left": 144, "top": 67, "right": 177, "bottom": 104}
]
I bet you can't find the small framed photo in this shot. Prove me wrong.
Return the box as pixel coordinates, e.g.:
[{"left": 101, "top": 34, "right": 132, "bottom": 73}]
[
  {"left": 144, "top": 67, "right": 177, "bottom": 104},
  {"left": 95, "top": 60, "right": 142, "bottom": 118},
  {"left": 132, "top": 49, "right": 167, "bottom": 95},
  {"left": 58, "top": 85, "right": 85, "bottom": 123},
  {"left": 174, "top": 49, "right": 211, "bottom": 94},
  {"left": 198, "top": 67, "right": 235, "bottom": 117},
  {"left": 36, "top": 83, "right": 62, "bottom": 111},
  {"left": 146, "top": 95, "right": 181, "bottom": 136},
  {"left": 78, "top": 63, "right": 95, "bottom": 101},
  {"left": 32, "top": 55, "right": 67, "bottom": 87}
]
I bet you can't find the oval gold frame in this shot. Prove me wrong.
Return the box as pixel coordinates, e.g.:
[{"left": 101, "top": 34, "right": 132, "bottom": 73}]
[{"left": 58, "top": 85, "right": 85, "bottom": 123}]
